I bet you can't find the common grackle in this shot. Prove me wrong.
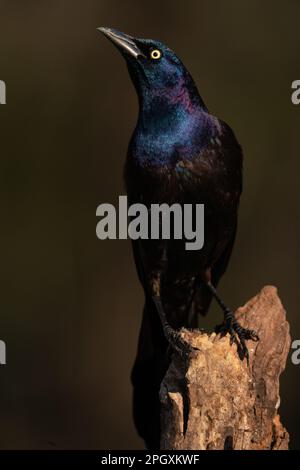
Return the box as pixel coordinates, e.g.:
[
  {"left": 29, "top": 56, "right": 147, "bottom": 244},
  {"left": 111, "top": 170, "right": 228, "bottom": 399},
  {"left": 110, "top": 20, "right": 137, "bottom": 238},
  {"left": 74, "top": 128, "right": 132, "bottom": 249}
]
[{"left": 98, "top": 27, "right": 259, "bottom": 449}]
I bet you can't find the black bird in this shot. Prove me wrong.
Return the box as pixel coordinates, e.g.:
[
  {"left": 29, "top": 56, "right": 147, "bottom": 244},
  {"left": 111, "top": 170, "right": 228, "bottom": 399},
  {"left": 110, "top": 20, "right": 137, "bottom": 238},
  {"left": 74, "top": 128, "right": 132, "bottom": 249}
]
[{"left": 98, "top": 27, "right": 258, "bottom": 448}]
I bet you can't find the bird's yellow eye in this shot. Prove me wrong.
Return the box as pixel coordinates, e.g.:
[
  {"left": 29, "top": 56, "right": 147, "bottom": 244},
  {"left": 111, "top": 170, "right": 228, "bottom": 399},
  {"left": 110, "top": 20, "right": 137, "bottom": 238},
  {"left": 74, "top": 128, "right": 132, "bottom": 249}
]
[{"left": 150, "top": 49, "right": 162, "bottom": 60}]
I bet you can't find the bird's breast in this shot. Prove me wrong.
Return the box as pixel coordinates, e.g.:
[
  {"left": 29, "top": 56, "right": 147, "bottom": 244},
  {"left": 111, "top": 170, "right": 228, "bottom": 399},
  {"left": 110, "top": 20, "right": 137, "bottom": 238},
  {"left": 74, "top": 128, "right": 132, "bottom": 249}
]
[
  {"left": 128, "top": 109, "right": 219, "bottom": 168},
  {"left": 125, "top": 115, "right": 242, "bottom": 215}
]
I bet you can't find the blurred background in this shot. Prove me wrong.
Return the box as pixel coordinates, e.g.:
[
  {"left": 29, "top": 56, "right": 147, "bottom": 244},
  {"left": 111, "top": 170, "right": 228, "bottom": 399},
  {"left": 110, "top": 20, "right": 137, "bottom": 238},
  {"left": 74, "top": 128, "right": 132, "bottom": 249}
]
[{"left": 0, "top": 0, "right": 300, "bottom": 450}]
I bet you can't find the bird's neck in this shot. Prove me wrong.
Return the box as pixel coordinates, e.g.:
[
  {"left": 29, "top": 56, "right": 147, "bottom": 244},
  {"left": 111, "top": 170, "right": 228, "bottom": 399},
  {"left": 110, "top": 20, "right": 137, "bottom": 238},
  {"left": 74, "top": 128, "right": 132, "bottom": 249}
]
[
  {"left": 128, "top": 73, "right": 219, "bottom": 166},
  {"left": 130, "top": 106, "right": 216, "bottom": 168},
  {"left": 137, "top": 76, "right": 207, "bottom": 128},
  {"left": 129, "top": 80, "right": 216, "bottom": 166}
]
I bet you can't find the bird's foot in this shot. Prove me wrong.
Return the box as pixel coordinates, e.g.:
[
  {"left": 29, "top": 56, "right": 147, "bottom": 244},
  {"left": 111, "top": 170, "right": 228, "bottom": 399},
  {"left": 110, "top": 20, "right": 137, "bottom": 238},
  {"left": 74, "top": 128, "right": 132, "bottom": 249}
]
[
  {"left": 164, "top": 326, "right": 199, "bottom": 360},
  {"left": 215, "top": 309, "right": 259, "bottom": 365}
]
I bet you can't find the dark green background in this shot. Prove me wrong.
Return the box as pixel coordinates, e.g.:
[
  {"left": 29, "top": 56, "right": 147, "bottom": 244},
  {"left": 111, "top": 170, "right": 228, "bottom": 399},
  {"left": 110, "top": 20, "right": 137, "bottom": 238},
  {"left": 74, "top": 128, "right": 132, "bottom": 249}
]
[{"left": 0, "top": 0, "right": 299, "bottom": 449}]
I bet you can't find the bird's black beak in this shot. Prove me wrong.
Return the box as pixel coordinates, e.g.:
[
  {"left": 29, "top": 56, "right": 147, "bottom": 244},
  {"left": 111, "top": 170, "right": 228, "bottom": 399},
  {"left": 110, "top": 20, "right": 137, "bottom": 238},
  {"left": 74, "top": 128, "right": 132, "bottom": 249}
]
[{"left": 98, "top": 27, "right": 146, "bottom": 60}]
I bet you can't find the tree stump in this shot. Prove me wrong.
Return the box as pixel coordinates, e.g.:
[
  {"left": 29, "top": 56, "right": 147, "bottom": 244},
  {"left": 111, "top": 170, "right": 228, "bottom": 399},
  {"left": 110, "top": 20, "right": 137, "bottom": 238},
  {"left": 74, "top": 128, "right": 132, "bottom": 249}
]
[{"left": 160, "top": 286, "right": 291, "bottom": 450}]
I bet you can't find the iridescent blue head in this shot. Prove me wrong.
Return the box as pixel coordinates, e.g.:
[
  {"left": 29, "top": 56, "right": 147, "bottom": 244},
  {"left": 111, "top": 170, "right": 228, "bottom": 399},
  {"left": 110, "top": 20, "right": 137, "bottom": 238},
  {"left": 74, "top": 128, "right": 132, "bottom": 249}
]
[
  {"left": 99, "top": 27, "right": 217, "bottom": 165},
  {"left": 98, "top": 27, "right": 206, "bottom": 112}
]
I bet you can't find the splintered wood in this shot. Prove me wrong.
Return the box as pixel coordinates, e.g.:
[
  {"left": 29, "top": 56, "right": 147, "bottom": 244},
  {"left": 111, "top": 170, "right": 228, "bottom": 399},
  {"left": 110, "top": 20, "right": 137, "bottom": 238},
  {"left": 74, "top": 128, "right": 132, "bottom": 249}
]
[{"left": 160, "top": 286, "right": 290, "bottom": 450}]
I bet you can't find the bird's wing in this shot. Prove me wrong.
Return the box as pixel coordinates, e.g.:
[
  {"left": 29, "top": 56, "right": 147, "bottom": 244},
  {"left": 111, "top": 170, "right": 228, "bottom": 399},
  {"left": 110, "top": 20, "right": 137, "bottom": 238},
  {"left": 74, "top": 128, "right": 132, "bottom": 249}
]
[
  {"left": 175, "top": 120, "right": 243, "bottom": 198},
  {"left": 211, "top": 221, "right": 237, "bottom": 284},
  {"left": 192, "top": 225, "right": 237, "bottom": 316},
  {"left": 175, "top": 120, "right": 243, "bottom": 316}
]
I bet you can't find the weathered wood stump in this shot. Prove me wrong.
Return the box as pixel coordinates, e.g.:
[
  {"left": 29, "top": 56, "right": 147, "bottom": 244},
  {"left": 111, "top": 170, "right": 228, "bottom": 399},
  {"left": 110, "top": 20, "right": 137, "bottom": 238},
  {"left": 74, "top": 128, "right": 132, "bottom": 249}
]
[{"left": 160, "top": 286, "right": 290, "bottom": 450}]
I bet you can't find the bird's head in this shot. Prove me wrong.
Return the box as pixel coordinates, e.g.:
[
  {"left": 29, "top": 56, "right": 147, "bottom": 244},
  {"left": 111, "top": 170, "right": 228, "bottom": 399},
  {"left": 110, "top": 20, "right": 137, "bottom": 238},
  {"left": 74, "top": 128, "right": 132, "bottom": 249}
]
[{"left": 98, "top": 27, "right": 206, "bottom": 114}]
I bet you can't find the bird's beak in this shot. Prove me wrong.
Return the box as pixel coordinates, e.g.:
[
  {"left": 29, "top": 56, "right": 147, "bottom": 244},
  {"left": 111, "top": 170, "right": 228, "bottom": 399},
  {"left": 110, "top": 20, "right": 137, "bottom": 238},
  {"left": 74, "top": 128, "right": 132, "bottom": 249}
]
[{"left": 98, "top": 27, "right": 146, "bottom": 59}]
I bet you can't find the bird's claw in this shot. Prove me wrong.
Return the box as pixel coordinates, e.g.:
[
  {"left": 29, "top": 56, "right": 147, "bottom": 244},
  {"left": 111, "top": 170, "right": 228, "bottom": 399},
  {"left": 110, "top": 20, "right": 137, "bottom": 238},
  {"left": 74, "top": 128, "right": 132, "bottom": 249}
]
[
  {"left": 216, "top": 313, "right": 259, "bottom": 365},
  {"left": 166, "top": 329, "right": 199, "bottom": 360}
]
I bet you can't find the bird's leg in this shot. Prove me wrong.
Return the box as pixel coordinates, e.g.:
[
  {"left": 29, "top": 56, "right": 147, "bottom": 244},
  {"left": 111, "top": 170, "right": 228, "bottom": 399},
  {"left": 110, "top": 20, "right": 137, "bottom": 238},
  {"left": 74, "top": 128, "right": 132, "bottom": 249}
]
[
  {"left": 152, "top": 295, "right": 198, "bottom": 360},
  {"left": 139, "top": 239, "right": 198, "bottom": 359},
  {"left": 206, "top": 281, "right": 259, "bottom": 364},
  {"left": 150, "top": 274, "right": 198, "bottom": 360}
]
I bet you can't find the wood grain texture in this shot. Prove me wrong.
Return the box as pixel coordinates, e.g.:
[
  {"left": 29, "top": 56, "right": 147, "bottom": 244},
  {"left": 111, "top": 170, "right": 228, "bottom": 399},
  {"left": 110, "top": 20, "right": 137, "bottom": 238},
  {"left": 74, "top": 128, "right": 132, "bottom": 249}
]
[{"left": 160, "top": 286, "right": 290, "bottom": 450}]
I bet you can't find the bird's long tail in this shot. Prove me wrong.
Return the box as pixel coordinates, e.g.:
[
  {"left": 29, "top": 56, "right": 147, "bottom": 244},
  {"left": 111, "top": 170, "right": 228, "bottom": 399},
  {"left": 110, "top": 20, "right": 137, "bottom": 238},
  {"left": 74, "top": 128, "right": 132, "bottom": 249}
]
[{"left": 131, "top": 298, "right": 169, "bottom": 449}]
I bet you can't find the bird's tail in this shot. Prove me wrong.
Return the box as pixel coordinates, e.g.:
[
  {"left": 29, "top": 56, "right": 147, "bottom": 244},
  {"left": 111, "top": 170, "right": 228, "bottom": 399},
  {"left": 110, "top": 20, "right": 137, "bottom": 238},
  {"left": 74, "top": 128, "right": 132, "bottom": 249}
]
[{"left": 131, "top": 298, "right": 169, "bottom": 449}]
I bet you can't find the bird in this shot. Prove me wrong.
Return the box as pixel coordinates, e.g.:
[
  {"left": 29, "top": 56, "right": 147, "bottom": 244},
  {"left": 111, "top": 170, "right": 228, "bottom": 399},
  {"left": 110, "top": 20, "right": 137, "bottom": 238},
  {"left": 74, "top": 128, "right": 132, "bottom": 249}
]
[{"left": 98, "top": 27, "right": 259, "bottom": 449}]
